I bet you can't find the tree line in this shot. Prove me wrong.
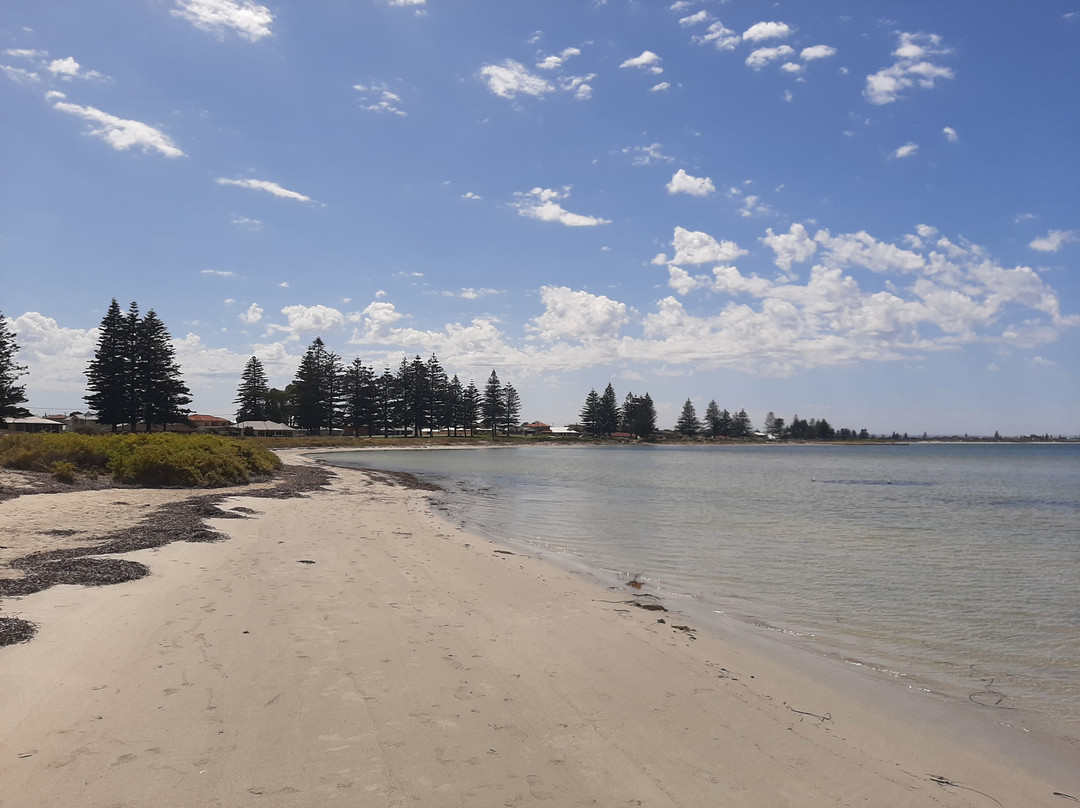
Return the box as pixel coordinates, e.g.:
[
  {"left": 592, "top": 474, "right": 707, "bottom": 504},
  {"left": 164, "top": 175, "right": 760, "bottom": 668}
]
[
  {"left": 578, "top": 383, "right": 658, "bottom": 438},
  {"left": 674, "top": 398, "right": 869, "bottom": 440},
  {"left": 235, "top": 337, "right": 521, "bottom": 438}
]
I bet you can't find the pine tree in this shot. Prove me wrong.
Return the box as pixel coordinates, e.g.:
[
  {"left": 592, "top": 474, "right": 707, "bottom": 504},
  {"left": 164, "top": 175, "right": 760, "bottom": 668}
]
[
  {"left": 732, "top": 408, "right": 753, "bottom": 438},
  {"left": 636, "top": 393, "right": 657, "bottom": 438},
  {"left": 85, "top": 299, "right": 131, "bottom": 431},
  {"left": 293, "top": 338, "right": 332, "bottom": 434},
  {"left": 579, "top": 389, "right": 600, "bottom": 437},
  {"left": 502, "top": 384, "right": 521, "bottom": 434},
  {"left": 136, "top": 310, "right": 192, "bottom": 431},
  {"left": 446, "top": 375, "right": 464, "bottom": 436},
  {"left": 425, "top": 354, "right": 448, "bottom": 436},
  {"left": 374, "top": 367, "right": 398, "bottom": 437},
  {"left": 675, "top": 399, "right": 702, "bottom": 436},
  {"left": 598, "top": 383, "right": 619, "bottom": 436},
  {"left": 704, "top": 400, "right": 722, "bottom": 437},
  {"left": 235, "top": 356, "right": 270, "bottom": 423},
  {"left": 482, "top": 370, "right": 503, "bottom": 437},
  {"left": 341, "top": 357, "right": 375, "bottom": 437},
  {"left": 0, "top": 311, "right": 30, "bottom": 425},
  {"left": 462, "top": 380, "right": 480, "bottom": 436}
]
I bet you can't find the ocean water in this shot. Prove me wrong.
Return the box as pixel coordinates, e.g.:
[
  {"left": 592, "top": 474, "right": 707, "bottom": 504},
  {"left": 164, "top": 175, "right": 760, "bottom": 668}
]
[{"left": 324, "top": 443, "right": 1080, "bottom": 727}]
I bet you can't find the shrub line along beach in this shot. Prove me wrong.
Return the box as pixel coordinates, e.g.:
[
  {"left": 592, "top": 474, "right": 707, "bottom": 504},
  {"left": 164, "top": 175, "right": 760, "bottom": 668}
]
[{"left": 0, "top": 443, "right": 1077, "bottom": 806}]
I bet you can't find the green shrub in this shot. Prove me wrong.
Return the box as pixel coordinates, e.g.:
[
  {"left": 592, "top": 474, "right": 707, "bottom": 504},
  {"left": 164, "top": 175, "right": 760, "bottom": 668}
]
[
  {"left": 49, "top": 460, "right": 78, "bottom": 483},
  {"left": 0, "top": 432, "right": 281, "bottom": 488}
]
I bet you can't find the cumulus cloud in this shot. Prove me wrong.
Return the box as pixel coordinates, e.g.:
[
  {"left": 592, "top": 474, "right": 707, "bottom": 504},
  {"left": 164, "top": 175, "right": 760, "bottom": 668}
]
[
  {"left": 800, "top": 45, "right": 836, "bottom": 61},
  {"left": 893, "top": 142, "right": 919, "bottom": 159},
  {"left": 278, "top": 304, "right": 346, "bottom": 334},
  {"left": 512, "top": 187, "right": 611, "bottom": 227},
  {"left": 743, "top": 22, "right": 793, "bottom": 42},
  {"left": 763, "top": 223, "right": 817, "bottom": 271},
  {"left": 620, "top": 50, "right": 663, "bottom": 74},
  {"left": 694, "top": 21, "right": 740, "bottom": 51},
  {"left": 239, "top": 303, "right": 263, "bottom": 325},
  {"left": 746, "top": 45, "right": 795, "bottom": 70},
  {"left": 172, "top": 0, "right": 274, "bottom": 41},
  {"left": 216, "top": 177, "right": 313, "bottom": 202},
  {"left": 668, "top": 226, "right": 747, "bottom": 265},
  {"left": 943, "top": 126, "right": 959, "bottom": 142},
  {"left": 865, "top": 32, "right": 954, "bottom": 105},
  {"left": 530, "top": 286, "right": 630, "bottom": 342},
  {"left": 1029, "top": 229, "right": 1078, "bottom": 253},
  {"left": 536, "top": 47, "right": 581, "bottom": 70},
  {"left": 479, "top": 60, "right": 553, "bottom": 98},
  {"left": 51, "top": 101, "right": 185, "bottom": 157},
  {"left": 666, "top": 168, "right": 715, "bottom": 197},
  {"left": 47, "top": 56, "right": 106, "bottom": 81}
]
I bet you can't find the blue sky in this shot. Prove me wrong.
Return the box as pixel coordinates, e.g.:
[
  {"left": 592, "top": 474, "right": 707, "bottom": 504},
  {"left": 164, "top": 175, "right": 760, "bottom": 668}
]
[{"left": 2, "top": 0, "right": 1078, "bottom": 435}]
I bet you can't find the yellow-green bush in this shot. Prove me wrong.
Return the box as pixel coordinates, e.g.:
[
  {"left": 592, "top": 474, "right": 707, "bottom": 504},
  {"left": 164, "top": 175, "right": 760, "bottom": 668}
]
[{"left": 0, "top": 432, "right": 281, "bottom": 487}]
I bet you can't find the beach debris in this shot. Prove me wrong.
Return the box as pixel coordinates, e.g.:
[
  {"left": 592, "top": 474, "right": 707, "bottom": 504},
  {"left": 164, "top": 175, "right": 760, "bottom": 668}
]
[
  {"left": 297, "top": 559, "right": 316, "bottom": 564},
  {"left": 0, "top": 616, "right": 37, "bottom": 647},
  {"left": 1053, "top": 793, "right": 1079, "bottom": 802},
  {"left": 494, "top": 550, "right": 515, "bottom": 555},
  {"left": 626, "top": 575, "right": 644, "bottom": 589},
  {"left": 929, "top": 775, "right": 1004, "bottom": 807},
  {"left": 631, "top": 602, "right": 667, "bottom": 612},
  {"left": 785, "top": 703, "right": 832, "bottom": 725}
]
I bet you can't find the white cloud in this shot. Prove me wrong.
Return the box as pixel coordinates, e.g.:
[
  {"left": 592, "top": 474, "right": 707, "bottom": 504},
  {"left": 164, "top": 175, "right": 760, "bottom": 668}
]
[
  {"left": 1029, "top": 230, "right": 1078, "bottom": 253},
  {"left": 893, "top": 142, "right": 919, "bottom": 159},
  {"left": 172, "top": 0, "right": 274, "bottom": 41},
  {"left": 943, "top": 126, "right": 959, "bottom": 142},
  {"left": 623, "top": 143, "right": 674, "bottom": 165},
  {"left": 231, "top": 216, "right": 262, "bottom": 230},
  {"left": 461, "top": 191, "right": 483, "bottom": 201},
  {"left": 201, "top": 269, "right": 236, "bottom": 277},
  {"left": 512, "top": 187, "right": 611, "bottom": 227},
  {"left": 559, "top": 73, "right": 597, "bottom": 100},
  {"left": 763, "top": 223, "right": 817, "bottom": 271},
  {"left": 746, "top": 45, "right": 795, "bottom": 70},
  {"left": 536, "top": 47, "right": 581, "bottom": 70},
  {"left": 620, "top": 50, "right": 663, "bottom": 74},
  {"left": 742, "top": 21, "right": 793, "bottom": 42},
  {"left": 679, "top": 11, "right": 711, "bottom": 27},
  {"left": 1, "top": 65, "right": 39, "bottom": 84},
  {"left": 239, "top": 303, "right": 263, "bottom": 325},
  {"left": 669, "top": 226, "right": 747, "bottom": 265},
  {"left": 47, "top": 57, "right": 106, "bottom": 81},
  {"left": 781, "top": 62, "right": 802, "bottom": 74},
  {"left": 216, "top": 177, "right": 312, "bottom": 202},
  {"left": 651, "top": 81, "right": 671, "bottom": 92},
  {"left": 865, "top": 32, "right": 954, "bottom": 105},
  {"left": 278, "top": 304, "right": 346, "bottom": 334},
  {"left": 440, "top": 287, "right": 503, "bottom": 300},
  {"left": 666, "top": 168, "right": 715, "bottom": 197},
  {"left": 51, "top": 101, "right": 185, "bottom": 157},
  {"left": 800, "top": 45, "right": 836, "bottom": 61},
  {"left": 694, "top": 21, "right": 740, "bottom": 51},
  {"left": 530, "top": 286, "right": 630, "bottom": 342},
  {"left": 354, "top": 82, "right": 406, "bottom": 116},
  {"left": 479, "top": 60, "right": 553, "bottom": 98}
]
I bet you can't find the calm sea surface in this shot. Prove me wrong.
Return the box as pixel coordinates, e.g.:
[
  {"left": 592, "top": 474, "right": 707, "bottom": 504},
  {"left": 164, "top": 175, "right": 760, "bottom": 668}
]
[{"left": 324, "top": 443, "right": 1080, "bottom": 725}]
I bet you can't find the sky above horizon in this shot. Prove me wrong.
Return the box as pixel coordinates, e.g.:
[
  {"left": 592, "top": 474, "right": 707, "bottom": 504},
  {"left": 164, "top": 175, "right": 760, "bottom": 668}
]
[{"left": 2, "top": 0, "right": 1078, "bottom": 435}]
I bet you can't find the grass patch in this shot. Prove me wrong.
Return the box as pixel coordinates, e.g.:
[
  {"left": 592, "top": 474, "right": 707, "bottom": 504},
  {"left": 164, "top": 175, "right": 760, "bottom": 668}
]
[{"left": 0, "top": 433, "right": 281, "bottom": 487}]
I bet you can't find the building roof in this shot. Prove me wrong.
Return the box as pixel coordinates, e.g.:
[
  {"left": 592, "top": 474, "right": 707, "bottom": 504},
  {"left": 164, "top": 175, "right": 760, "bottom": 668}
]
[{"left": 236, "top": 420, "right": 296, "bottom": 431}]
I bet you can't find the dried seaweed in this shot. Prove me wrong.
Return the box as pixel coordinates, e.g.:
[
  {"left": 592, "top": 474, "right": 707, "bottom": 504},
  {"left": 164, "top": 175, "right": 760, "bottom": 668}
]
[
  {"left": 0, "top": 464, "right": 336, "bottom": 647},
  {"left": 0, "top": 616, "right": 37, "bottom": 646}
]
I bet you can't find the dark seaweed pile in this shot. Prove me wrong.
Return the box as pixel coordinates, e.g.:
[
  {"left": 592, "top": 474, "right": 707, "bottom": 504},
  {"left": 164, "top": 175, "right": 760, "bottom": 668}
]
[{"left": 0, "top": 464, "right": 335, "bottom": 647}]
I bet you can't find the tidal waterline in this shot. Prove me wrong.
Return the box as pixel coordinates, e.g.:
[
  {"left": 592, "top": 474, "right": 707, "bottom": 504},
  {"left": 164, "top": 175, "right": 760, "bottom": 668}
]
[{"left": 324, "top": 442, "right": 1080, "bottom": 726}]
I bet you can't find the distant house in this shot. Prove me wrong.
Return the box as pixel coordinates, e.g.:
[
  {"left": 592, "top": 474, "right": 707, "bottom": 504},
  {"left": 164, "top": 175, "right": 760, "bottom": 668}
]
[
  {"left": 2, "top": 416, "right": 63, "bottom": 434},
  {"left": 63, "top": 412, "right": 105, "bottom": 433},
  {"left": 236, "top": 420, "right": 297, "bottom": 437},
  {"left": 548, "top": 426, "right": 580, "bottom": 436},
  {"left": 189, "top": 414, "right": 232, "bottom": 430},
  {"left": 522, "top": 421, "right": 551, "bottom": 434}
]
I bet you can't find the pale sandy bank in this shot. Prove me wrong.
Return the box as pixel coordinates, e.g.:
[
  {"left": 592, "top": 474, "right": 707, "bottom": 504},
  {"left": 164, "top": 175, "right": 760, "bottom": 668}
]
[{"left": 0, "top": 455, "right": 1076, "bottom": 807}]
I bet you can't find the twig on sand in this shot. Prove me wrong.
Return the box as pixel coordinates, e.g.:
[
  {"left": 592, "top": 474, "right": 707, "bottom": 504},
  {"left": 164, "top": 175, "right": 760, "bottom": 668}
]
[
  {"left": 929, "top": 775, "right": 1004, "bottom": 808},
  {"left": 785, "top": 703, "right": 832, "bottom": 725}
]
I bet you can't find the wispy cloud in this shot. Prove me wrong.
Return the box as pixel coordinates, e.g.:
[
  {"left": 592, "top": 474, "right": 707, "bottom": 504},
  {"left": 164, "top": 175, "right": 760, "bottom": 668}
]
[
  {"left": 354, "top": 82, "right": 407, "bottom": 116},
  {"left": 479, "top": 59, "right": 553, "bottom": 98},
  {"left": 216, "top": 178, "right": 313, "bottom": 202},
  {"left": 51, "top": 97, "right": 185, "bottom": 157},
  {"left": 1029, "top": 229, "right": 1078, "bottom": 253},
  {"left": 172, "top": 0, "right": 274, "bottom": 41},
  {"left": 201, "top": 269, "right": 236, "bottom": 277},
  {"left": 893, "top": 142, "right": 919, "bottom": 159}
]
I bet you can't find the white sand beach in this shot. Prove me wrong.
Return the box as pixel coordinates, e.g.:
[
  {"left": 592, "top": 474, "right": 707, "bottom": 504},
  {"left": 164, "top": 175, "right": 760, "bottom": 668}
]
[{"left": 0, "top": 452, "right": 1077, "bottom": 807}]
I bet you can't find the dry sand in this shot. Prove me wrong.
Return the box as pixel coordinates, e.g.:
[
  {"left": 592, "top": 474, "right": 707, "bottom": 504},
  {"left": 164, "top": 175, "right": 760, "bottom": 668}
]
[{"left": 0, "top": 452, "right": 1077, "bottom": 807}]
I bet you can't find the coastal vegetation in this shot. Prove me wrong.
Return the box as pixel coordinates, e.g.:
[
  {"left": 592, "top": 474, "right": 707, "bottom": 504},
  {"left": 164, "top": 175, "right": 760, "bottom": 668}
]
[{"left": 0, "top": 432, "right": 280, "bottom": 487}]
